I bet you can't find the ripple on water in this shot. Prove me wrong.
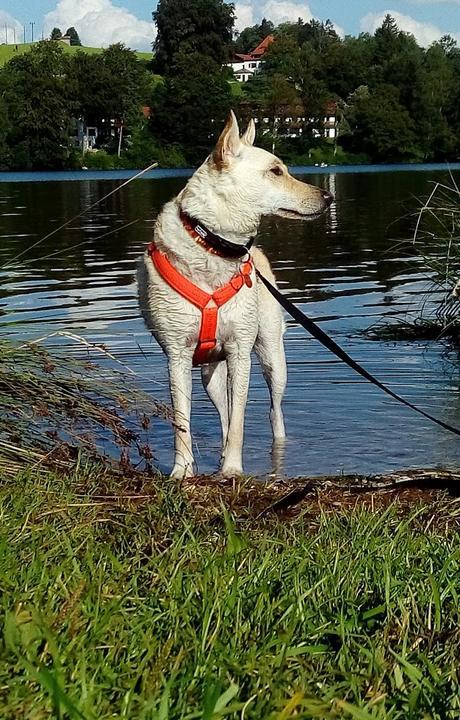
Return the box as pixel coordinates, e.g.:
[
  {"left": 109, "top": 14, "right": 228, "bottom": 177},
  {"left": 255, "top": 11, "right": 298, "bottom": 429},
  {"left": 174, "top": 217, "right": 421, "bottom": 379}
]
[{"left": 0, "top": 169, "right": 459, "bottom": 476}]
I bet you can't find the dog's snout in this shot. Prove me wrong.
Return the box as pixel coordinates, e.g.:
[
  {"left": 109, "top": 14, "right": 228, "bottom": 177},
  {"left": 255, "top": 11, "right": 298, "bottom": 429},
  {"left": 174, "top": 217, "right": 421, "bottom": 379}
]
[{"left": 321, "top": 189, "right": 334, "bottom": 207}]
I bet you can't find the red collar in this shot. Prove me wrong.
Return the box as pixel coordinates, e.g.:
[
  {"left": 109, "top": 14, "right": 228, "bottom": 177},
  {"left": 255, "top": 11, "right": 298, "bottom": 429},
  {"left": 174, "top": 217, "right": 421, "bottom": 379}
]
[
  {"left": 179, "top": 209, "right": 254, "bottom": 259},
  {"left": 148, "top": 242, "right": 253, "bottom": 365}
]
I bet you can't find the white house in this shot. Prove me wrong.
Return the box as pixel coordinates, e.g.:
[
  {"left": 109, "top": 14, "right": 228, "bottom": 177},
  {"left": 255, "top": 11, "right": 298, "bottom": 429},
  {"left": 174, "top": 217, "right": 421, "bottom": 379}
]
[
  {"left": 227, "top": 35, "right": 274, "bottom": 82},
  {"left": 233, "top": 66, "right": 255, "bottom": 82},
  {"left": 323, "top": 102, "right": 338, "bottom": 140}
]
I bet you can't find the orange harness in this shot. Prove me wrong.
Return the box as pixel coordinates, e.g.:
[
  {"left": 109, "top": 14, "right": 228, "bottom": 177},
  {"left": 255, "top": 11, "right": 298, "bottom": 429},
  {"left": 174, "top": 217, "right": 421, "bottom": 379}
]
[{"left": 148, "top": 242, "right": 254, "bottom": 366}]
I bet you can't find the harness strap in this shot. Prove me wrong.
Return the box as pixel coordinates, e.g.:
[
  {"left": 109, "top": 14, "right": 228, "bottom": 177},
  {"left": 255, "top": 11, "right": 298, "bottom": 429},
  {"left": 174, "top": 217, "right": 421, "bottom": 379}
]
[{"left": 148, "top": 243, "right": 253, "bottom": 365}]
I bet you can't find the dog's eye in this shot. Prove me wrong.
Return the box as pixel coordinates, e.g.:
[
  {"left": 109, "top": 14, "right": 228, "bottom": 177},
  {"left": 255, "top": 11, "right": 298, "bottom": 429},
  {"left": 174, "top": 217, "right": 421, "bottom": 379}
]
[{"left": 270, "top": 166, "right": 283, "bottom": 176}]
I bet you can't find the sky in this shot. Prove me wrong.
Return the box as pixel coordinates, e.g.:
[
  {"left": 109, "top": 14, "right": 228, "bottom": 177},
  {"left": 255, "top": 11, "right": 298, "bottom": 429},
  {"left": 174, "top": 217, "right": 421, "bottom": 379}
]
[{"left": 1, "top": 0, "right": 460, "bottom": 52}]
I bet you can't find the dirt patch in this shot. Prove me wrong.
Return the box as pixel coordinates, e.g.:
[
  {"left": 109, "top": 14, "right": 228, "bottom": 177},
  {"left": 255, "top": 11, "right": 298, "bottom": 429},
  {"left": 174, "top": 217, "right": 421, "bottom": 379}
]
[
  {"left": 65, "top": 466, "right": 460, "bottom": 532},
  {"left": 180, "top": 469, "right": 460, "bottom": 526}
]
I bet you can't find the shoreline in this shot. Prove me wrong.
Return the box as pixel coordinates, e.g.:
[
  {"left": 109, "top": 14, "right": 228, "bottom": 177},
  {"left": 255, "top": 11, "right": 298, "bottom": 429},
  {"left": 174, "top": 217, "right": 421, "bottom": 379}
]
[{"left": 1, "top": 161, "right": 460, "bottom": 182}]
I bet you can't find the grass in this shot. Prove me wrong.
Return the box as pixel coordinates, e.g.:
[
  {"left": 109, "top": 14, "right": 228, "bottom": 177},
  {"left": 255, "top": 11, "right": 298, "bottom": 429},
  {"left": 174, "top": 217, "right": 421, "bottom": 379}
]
[
  {"left": 366, "top": 317, "right": 460, "bottom": 343},
  {"left": 368, "top": 178, "right": 460, "bottom": 344},
  {"left": 1, "top": 465, "right": 460, "bottom": 719},
  {"left": 0, "top": 336, "right": 171, "bottom": 476},
  {"left": 0, "top": 42, "right": 152, "bottom": 67}
]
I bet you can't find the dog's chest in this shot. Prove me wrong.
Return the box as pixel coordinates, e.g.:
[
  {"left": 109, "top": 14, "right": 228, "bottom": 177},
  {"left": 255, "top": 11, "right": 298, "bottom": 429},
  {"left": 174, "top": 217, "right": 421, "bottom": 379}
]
[
  {"left": 214, "top": 284, "right": 258, "bottom": 343},
  {"left": 140, "top": 252, "right": 259, "bottom": 355}
]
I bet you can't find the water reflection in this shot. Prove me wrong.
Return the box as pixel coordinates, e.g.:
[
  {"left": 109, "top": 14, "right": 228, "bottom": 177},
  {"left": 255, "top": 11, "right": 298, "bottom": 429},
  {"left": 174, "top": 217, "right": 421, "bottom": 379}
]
[{"left": 0, "top": 169, "right": 459, "bottom": 477}]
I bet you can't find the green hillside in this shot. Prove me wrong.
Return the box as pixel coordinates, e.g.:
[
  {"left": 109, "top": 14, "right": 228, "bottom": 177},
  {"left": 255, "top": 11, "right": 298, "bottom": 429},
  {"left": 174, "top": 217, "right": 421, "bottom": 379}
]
[{"left": 0, "top": 42, "right": 152, "bottom": 67}]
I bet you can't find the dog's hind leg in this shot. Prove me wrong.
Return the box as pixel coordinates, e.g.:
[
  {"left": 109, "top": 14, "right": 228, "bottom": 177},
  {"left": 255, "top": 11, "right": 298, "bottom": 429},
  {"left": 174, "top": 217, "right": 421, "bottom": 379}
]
[
  {"left": 255, "top": 332, "right": 287, "bottom": 441},
  {"left": 201, "top": 361, "right": 229, "bottom": 450},
  {"left": 253, "top": 250, "right": 287, "bottom": 441},
  {"left": 168, "top": 354, "right": 195, "bottom": 479}
]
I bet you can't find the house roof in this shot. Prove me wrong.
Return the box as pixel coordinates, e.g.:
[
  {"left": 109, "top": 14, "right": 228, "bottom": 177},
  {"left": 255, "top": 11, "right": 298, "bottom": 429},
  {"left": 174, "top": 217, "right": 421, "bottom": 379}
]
[
  {"left": 250, "top": 34, "right": 274, "bottom": 58},
  {"left": 235, "top": 67, "right": 254, "bottom": 75},
  {"left": 231, "top": 35, "right": 274, "bottom": 63},
  {"left": 325, "top": 100, "right": 338, "bottom": 114}
]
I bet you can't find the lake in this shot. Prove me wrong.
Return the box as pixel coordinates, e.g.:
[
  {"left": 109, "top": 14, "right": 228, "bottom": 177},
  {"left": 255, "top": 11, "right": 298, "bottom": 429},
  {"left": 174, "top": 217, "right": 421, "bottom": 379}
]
[{"left": 1, "top": 165, "right": 460, "bottom": 478}]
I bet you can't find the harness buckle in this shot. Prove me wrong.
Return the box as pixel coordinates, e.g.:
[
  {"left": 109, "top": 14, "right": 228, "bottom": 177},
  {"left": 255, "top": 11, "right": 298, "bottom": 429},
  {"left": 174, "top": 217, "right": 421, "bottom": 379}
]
[{"left": 230, "top": 275, "right": 244, "bottom": 291}]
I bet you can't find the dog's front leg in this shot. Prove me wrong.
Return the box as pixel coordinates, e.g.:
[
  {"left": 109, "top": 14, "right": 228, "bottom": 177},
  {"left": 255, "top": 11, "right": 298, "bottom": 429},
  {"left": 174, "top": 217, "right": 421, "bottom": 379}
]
[
  {"left": 168, "top": 354, "right": 194, "bottom": 479},
  {"left": 220, "top": 351, "right": 251, "bottom": 476}
]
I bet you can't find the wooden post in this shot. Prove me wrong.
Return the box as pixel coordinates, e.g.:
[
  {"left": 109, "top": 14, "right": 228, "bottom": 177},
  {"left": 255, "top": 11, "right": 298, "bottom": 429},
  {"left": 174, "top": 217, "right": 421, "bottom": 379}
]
[{"left": 117, "top": 122, "right": 124, "bottom": 158}]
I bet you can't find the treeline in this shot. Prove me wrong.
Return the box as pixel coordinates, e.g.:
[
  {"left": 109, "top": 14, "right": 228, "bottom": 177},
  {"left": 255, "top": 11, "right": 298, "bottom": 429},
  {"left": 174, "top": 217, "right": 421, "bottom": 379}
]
[
  {"left": 0, "top": 42, "right": 159, "bottom": 170},
  {"left": 241, "top": 14, "right": 460, "bottom": 164},
  {"left": 0, "top": 1, "right": 459, "bottom": 170}
]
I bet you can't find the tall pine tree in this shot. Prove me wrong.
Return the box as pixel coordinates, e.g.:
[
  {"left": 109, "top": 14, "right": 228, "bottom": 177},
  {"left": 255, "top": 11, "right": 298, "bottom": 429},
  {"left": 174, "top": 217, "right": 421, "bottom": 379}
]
[
  {"left": 151, "top": 0, "right": 234, "bottom": 163},
  {"left": 153, "top": 0, "right": 234, "bottom": 72},
  {"left": 65, "top": 27, "right": 82, "bottom": 46}
]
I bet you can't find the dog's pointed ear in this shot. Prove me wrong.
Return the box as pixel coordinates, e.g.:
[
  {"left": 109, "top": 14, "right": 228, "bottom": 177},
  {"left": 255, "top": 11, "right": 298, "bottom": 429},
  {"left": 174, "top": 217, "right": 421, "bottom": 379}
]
[
  {"left": 242, "top": 118, "right": 256, "bottom": 146},
  {"left": 213, "top": 110, "right": 241, "bottom": 168}
]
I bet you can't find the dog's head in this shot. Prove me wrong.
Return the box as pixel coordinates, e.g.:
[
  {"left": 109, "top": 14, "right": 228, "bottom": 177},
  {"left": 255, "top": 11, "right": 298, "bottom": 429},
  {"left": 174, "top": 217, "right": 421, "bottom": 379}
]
[{"left": 210, "top": 111, "right": 333, "bottom": 224}]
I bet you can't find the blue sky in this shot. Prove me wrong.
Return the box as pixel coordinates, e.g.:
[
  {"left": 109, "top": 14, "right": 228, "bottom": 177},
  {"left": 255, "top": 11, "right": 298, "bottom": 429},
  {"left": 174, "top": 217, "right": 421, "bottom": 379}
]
[{"left": 1, "top": 0, "right": 460, "bottom": 51}]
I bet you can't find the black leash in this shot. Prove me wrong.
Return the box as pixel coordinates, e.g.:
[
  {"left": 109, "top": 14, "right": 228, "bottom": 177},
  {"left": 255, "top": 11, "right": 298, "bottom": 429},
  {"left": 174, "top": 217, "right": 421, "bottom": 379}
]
[{"left": 256, "top": 269, "right": 460, "bottom": 438}]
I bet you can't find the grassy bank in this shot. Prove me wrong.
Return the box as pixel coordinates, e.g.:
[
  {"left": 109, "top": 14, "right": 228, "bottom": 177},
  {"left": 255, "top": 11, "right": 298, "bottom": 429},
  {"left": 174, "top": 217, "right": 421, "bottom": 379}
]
[
  {"left": 0, "top": 336, "right": 172, "bottom": 477},
  {"left": 1, "top": 466, "right": 460, "bottom": 719},
  {"left": 0, "top": 42, "right": 152, "bottom": 67}
]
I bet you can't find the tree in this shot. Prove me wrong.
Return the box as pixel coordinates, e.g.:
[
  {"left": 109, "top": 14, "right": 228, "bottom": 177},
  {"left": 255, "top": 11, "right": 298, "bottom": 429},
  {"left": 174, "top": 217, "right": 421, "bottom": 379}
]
[
  {"left": 374, "top": 14, "right": 402, "bottom": 63},
  {"left": 235, "top": 18, "right": 274, "bottom": 53},
  {"left": 0, "top": 41, "right": 72, "bottom": 169},
  {"left": 260, "top": 35, "right": 328, "bottom": 141},
  {"left": 100, "top": 44, "right": 150, "bottom": 125},
  {"left": 151, "top": 50, "right": 232, "bottom": 162},
  {"left": 413, "top": 41, "right": 457, "bottom": 159},
  {"left": 50, "top": 27, "right": 62, "bottom": 41},
  {"left": 65, "top": 26, "right": 82, "bottom": 46},
  {"left": 153, "top": 0, "right": 235, "bottom": 72},
  {"left": 344, "top": 84, "right": 417, "bottom": 161},
  {"left": 66, "top": 43, "right": 151, "bottom": 148},
  {"left": 0, "top": 96, "right": 12, "bottom": 169},
  {"left": 151, "top": 0, "right": 234, "bottom": 161}
]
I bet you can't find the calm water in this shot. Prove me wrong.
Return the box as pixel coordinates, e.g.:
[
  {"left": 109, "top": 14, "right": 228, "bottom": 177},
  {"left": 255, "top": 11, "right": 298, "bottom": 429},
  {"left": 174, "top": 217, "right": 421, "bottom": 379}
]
[{"left": 1, "top": 166, "right": 460, "bottom": 477}]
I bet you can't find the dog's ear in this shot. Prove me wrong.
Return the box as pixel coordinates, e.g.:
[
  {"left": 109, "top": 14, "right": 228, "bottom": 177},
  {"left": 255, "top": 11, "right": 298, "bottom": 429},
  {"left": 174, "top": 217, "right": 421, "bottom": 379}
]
[
  {"left": 241, "top": 118, "right": 256, "bottom": 146},
  {"left": 213, "top": 110, "right": 241, "bottom": 168}
]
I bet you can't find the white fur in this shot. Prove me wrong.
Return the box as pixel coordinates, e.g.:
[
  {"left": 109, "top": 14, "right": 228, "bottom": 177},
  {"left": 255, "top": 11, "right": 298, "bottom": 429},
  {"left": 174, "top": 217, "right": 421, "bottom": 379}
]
[{"left": 137, "top": 111, "right": 332, "bottom": 478}]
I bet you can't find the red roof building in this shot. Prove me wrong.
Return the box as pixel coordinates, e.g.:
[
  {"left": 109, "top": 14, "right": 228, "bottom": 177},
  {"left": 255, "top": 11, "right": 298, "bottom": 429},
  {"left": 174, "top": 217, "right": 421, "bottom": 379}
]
[
  {"left": 228, "top": 35, "right": 275, "bottom": 82},
  {"left": 249, "top": 35, "right": 274, "bottom": 59}
]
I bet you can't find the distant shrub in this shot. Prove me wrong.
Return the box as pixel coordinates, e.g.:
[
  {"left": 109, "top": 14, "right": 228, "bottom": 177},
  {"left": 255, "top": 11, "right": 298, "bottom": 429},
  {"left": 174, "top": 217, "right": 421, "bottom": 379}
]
[
  {"left": 82, "top": 149, "right": 116, "bottom": 169},
  {"left": 152, "top": 142, "right": 187, "bottom": 168},
  {"left": 309, "top": 144, "right": 370, "bottom": 166},
  {"left": 254, "top": 135, "right": 370, "bottom": 167},
  {"left": 67, "top": 148, "right": 84, "bottom": 169},
  {"left": 80, "top": 127, "right": 188, "bottom": 170},
  {"left": 123, "top": 125, "right": 187, "bottom": 168}
]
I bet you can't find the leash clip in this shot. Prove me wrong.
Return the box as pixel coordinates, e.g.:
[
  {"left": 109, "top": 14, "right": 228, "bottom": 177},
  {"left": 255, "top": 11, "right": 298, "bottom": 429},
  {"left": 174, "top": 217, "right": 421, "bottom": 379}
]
[{"left": 240, "top": 260, "right": 253, "bottom": 288}]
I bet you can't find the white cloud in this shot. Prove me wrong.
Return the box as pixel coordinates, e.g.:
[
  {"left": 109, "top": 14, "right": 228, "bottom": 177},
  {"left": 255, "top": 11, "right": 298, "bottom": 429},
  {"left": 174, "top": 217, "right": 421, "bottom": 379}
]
[
  {"left": 235, "top": 4, "right": 255, "bottom": 32},
  {"left": 234, "top": 1, "right": 343, "bottom": 38},
  {"left": 0, "top": 10, "right": 23, "bottom": 43},
  {"left": 360, "top": 9, "right": 452, "bottom": 46},
  {"left": 261, "top": 1, "right": 313, "bottom": 25},
  {"left": 43, "top": 0, "right": 154, "bottom": 52},
  {"left": 333, "top": 23, "right": 345, "bottom": 38},
  {"left": 409, "top": 0, "right": 460, "bottom": 4}
]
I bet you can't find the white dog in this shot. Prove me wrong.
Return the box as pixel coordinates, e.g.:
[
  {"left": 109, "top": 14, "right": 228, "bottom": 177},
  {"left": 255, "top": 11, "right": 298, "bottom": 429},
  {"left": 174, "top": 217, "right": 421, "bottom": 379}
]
[{"left": 138, "top": 111, "right": 333, "bottom": 478}]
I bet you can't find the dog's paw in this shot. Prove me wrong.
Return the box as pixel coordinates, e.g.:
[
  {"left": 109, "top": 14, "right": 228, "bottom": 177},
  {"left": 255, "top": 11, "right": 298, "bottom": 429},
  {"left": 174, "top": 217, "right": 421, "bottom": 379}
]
[
  {"left": 219, "top": 465, "right": 244, "bottom": 479},
  {"left": 169, "top": 465, "right": 194, "bottom": 480}
]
